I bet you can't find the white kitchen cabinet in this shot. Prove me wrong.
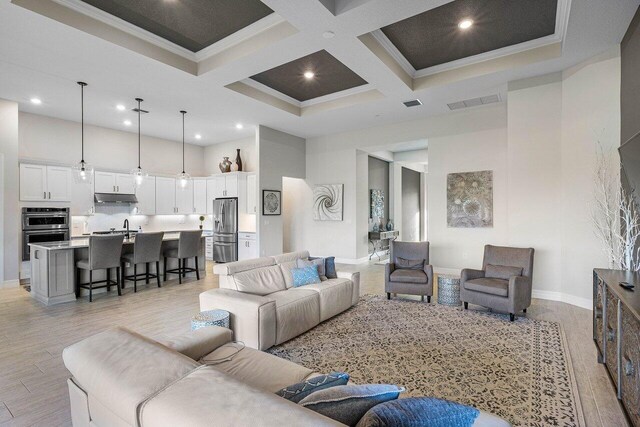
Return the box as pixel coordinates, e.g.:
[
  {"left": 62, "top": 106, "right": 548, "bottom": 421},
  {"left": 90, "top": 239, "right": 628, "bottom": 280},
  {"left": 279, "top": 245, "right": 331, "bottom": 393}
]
[
  {"left": 193, "top": 179, "right": 207, "bottom": 214},
  {"left": 246, "top": 174, "right": 257, "bottom": 214},
  {"left": 206, "top": 178, "right": 216, "bottom": 214},
  {"left": 175, "top": 180, "right": 194, "bottom": 214},
  {"left": 70, "top": 178, "right": 94, "bottom": 215},
  {"left": 134, "top": 176, "right": 156, "bottom": 215},
  {"left": 156, "top": 177, "right": 176, "bottom": 214},
  {"left": 94, "top": 171, "right": 135, "bottom": 194},
  {"left": 213, "top": 174, "right": 239, "bottom": 198},
  {"left": 238, "top": 233, "right": 258, "bottom": 261},
  {"left": 20, "top": 164, "right": 71, "bottom": 202}
]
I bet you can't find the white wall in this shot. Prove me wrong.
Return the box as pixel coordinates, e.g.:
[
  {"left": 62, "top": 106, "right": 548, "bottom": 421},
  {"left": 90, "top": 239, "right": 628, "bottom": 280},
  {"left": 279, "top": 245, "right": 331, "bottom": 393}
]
[
  {"left": 204, "top": 136, "right": 257, "bottom": 175},
  {"left": 0, "top": 99, "right": 19, "bottom": 286},
  {"left": 19, "top": 112, "right": 206, "bottom": 176}
]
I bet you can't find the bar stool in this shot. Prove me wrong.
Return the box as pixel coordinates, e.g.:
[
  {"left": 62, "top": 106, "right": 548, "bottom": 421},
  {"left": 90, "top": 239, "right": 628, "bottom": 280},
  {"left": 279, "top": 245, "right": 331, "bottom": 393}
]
[
  {"left": 121, "top": 232, "right": 164, "bottom": 293},
  {"left": 163, "top": 230, "right": 203, "bottom": 284},
  {"left": 76, "top": 235, "right": 124, "bottom": 302}
]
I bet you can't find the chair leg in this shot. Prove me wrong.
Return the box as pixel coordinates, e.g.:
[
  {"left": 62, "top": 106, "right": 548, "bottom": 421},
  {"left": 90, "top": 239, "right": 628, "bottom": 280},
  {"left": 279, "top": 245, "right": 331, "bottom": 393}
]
[
  {"left": 163, "top": 257, "right": 167, "bottom": 281},
  {"left": 195, "top": 257, "right": 200, "bottom": 280},
  {"left": 183, "top": 259, "right": 187, "bottom": 278},
  {"left": 134, "top": 264, "right": 137, "bottom": 293},
  {"left": 156, "top": 261, "right": 161, "bottom": 288},
  {"left": 89, "top": 270, "right": 93, "bottom": 303},
  {"left": 116, "top": 267, "right": 122, "bottom": 296},
  {"left": 387, "top": 292, "right": 391, "bottom": 300},
  {"left": 146, "top": 262, "right": 150, "bottom": 284},
  {"left": 76, "top": 268, "right": 81, "bottom": 298},
  {"left": 523, "top": 308, "right": 527, "bottom": 313},
  {"left": 427, "top": 296, "right": 431, "bottom": 303},
  {"left": 421, "top": 295, "right": 424, "bottom": 302},
  {"left": 509, "top": 313, "right": 515, "bottom": 322},
  {"left": 121, "top": 262, "right": 126, "bottom": 288},
  {"left": 463, "top": 302, "right": 468, "bottom": 310},
  {"left": 178, "top": 259, "right": 182, "bottom": 284}
]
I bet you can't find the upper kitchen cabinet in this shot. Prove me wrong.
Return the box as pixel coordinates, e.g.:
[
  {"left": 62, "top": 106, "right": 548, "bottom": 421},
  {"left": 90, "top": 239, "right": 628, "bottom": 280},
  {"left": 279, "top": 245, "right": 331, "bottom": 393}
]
[
  {"left": 193, "top": 179, "right": 207, "bottom": 214},
  {"left": 94, "top": 172, "right": 136, "bottom": 194},
  {"left": 134, "top": 176, "right": 156, "bottom": 215},
  {"left": 156, "top": 177, "right": 176, "bottom": 215},
  {"left": 206, "top": 178, "right": 216, "bottom": 215},
  {"left": 246, "top": 174, "right": 257, "bottom": 214},
  {"left": 213, "top": 174, "right": 238, "bottom": 198},
  {"left": 175, "top": 180, "right": 194, "bottom": 214},
  {"left": 20, "top": 163, "right": 72, "bottom": 202}
]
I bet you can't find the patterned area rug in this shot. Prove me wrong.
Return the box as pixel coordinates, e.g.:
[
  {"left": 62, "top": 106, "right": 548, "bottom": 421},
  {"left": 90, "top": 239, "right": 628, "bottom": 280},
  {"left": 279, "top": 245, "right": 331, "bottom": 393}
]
[{"left": 268, "top": 295, "right": 584, "bottom": 427}]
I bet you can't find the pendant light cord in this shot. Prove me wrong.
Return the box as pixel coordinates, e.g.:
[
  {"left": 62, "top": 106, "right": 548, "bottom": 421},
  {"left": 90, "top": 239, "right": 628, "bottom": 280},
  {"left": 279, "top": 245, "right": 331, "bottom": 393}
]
[
  {"left": 181, "top": 110, "right": 186, "bottom": 174},
  {"left": 137, "top": 98, "right": 141, "bottom": 170},
  {"left": 79, "top": 82, "right": 85, "bottom": 163}
]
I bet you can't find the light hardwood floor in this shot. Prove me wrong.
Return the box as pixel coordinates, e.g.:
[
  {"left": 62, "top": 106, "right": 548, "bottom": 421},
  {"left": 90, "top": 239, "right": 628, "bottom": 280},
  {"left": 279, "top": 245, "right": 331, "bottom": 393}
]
[{"left": 0, "top": 262, "right": 629, "bottom": 426}]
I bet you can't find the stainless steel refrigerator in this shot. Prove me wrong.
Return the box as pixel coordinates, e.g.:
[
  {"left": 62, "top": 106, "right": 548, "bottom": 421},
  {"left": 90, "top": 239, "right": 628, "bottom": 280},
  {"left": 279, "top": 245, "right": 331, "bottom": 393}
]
[{"left": 212, "top": 198, "right": 238, "bottom": 263}]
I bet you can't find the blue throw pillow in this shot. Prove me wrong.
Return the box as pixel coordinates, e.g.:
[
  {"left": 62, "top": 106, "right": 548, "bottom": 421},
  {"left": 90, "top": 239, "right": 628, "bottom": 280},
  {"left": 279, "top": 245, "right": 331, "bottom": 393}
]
[
  {"left": 299, "top": 384, "right": 404, "bottom": 426},
  {"left": 356, "top": 397, "right": 480, "bottom": 427},
  {"left": 276, "top": 372, "right": 349, "bottom": 403},
  {"left": 325, "top": 256, "right": 337, "bottom": 279},
  {"left": 291, "top": 265, "right": 321, "bottom": 287}
]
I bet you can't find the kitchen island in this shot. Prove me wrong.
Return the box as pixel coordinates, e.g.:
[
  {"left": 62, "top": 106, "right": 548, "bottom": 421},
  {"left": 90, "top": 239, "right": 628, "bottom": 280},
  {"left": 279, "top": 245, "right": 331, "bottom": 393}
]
[{"left": 28, "top": 232, "right": 207, "bottom": 305}]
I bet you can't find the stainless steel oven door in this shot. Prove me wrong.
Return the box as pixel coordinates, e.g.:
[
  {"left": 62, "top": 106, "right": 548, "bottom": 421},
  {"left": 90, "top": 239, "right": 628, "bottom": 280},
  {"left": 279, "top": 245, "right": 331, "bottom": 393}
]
[
  {"left": 22, "top": 213, "right": 70, "bottom": 230},
  {"left": 22, "top": 229, "right": 69, "bottom": 260}
]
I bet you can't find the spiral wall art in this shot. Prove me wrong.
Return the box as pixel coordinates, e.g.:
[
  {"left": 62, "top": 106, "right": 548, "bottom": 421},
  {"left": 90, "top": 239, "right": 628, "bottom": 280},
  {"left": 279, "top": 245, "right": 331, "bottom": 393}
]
[{"left": 313, "top": 184, "right": 344, "bottom": 221}]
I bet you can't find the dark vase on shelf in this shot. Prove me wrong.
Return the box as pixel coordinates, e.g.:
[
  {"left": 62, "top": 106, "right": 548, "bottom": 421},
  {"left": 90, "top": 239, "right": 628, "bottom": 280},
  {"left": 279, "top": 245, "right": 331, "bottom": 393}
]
[{"left": 235, "top": 148, "right": 243, "bottom": 172}]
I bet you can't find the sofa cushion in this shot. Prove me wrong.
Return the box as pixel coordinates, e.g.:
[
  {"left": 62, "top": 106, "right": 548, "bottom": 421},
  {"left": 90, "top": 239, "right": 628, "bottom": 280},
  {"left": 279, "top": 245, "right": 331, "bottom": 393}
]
[
  {"left": 464, "top": 278, "right": 509, "bottom": 297},
  {"left": 155, "top": 326, "right": 232, "bottom": 361},
  {"left": 298, "top": 258, "right": 327, "bottom": 280},
  {"left": 485, "top": 264, "right": 523, "bottom": 281},
  {"left": 355, "top": 397, "right": 480, "bottom": 427},
  {"left": 232, "top": 265, "right": 286, "bottom": 295},
  {"left": 325, "top": 256, "right": 337, "bottom": 279},
  {"left": 202, "top": 344, "right": 314, "bottom": 392},
  {"left": 62, "top": 327, "right": 199, "bottom": 427},
  {"left": 277, "top": 372, "right": 350, "bottom": 403},
  {"left": 395, "top": 257, "right": 425, "bottom": 270},
  {"left": 389, "top": 269, "right": 428, "bottom": 284},
  {"left": 291, "top": 278, "right": 354, "bottom": 322},
  {"left": 273, "top": 251, "right": 310, "bottom": 264},
  {"left": 292, "top": 266, "right": 322, "bottom": 287},
  {"left": 214, "top": 257, "right": 275, "bottom": 276},
  {"left": 299, "top": 384, "right": 404, "bottom": 426},
  {"left": 270, "top": 289, "right": 320, "bottom": 344}
]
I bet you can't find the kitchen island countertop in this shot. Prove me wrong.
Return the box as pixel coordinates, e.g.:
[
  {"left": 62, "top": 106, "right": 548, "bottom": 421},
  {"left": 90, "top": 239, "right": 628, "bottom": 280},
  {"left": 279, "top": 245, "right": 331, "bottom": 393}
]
[{"left": 31, "top": 232, "right": 208, "bottom": 251}]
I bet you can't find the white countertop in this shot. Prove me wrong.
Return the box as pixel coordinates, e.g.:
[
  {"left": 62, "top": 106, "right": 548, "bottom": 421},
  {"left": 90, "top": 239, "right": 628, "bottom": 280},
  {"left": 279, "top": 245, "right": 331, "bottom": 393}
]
[{"left": 29, "top": 232, "right": 206, "bottom": 251}]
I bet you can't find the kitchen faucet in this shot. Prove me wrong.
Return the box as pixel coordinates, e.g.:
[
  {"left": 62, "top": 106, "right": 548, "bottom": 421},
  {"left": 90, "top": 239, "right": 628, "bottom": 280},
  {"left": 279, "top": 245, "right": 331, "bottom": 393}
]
[{"left": 123, "top": 219, "right": 130, "bottom": 239}]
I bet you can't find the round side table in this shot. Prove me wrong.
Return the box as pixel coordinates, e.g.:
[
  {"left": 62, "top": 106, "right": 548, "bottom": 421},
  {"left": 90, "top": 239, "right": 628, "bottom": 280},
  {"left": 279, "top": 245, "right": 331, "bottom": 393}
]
[
  {"left": 437, "top": 275, "right": 461, "bottom": 307},
  {"left": 191, "top": 309, "right": 230, "bottom": 331}
]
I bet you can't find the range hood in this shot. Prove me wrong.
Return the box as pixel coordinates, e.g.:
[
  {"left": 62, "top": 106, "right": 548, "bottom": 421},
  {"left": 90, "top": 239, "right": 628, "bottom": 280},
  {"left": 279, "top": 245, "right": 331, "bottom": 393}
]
[{"left": 94, "top": 193, "right": 138, "bottom": 204}]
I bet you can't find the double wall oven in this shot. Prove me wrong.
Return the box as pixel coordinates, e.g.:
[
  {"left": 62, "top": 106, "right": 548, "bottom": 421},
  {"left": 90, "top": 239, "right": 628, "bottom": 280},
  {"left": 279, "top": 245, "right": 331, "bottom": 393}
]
[{"left": 22, "top": 207, "right": 70, "bottom": 260}]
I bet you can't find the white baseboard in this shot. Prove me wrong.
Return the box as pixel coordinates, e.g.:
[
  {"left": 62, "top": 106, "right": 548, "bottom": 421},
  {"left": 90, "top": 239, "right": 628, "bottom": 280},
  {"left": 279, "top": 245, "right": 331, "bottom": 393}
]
[
  {"left": 532, "top": 290, "right": 592, "bottom": 310},
  {"left": 434, "top": 267, "right": 462, "bottom": 275},
  {"left": 1, "top": 279, "right": 20, "bottom": 289}
]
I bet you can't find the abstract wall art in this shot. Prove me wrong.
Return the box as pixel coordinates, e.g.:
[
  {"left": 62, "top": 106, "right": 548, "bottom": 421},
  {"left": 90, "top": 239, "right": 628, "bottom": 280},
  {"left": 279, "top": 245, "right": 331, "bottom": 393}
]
[
  {"left": 262, "top": 189, "right": 281, "bottom": 215},
  {"left": 447, "top": 170, "right": 493, "bottom": 228},
  {"left": 370, "top": 189, "right": 384, "bottom": 219},
  {"left": 313, "top": 184, "right": 344, "bottom": 221}
]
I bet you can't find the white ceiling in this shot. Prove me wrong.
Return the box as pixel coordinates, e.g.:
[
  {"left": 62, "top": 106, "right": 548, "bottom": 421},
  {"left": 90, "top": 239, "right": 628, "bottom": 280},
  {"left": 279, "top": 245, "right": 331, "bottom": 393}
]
[{"left": 0, "top": 0, "right": 638, "bottom": 146}]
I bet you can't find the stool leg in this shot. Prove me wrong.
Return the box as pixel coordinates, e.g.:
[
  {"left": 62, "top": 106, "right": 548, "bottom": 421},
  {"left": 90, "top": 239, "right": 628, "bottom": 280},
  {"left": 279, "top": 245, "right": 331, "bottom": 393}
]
[
  {"left": 183, "top": 259, "right": 187, "bottom": 278},
  {"left": 134, "top": 264, "right": 137, "bottom": 293},
  {"left": 121, "top": 262, "right": 126, "bottom": 288},
  {"left": 76, "top": 268, "right": 81, "bottom": 298},
  {"left": 156, "top": 261, "right": 161, "bottom": 288},
  {"left": 116, "top": 267, "right": 122, "bottom": 296},
  {"left": 195, "top": 257, "right": 200, "bottom": 280},
  {"left": 89, "top": 270, "right": 93, "bottom": 303},
  {"left": 164, "top": 257, "right": 167, "bottom": 281},
  {"left": 146, "top": 262, "right": 150, "bottom": 284},
  {"left": 178, "top": 259, "right": 182, "bottom": 284},
  {"left": 106, "top": 268, "right": 111, "bottom": 292}
]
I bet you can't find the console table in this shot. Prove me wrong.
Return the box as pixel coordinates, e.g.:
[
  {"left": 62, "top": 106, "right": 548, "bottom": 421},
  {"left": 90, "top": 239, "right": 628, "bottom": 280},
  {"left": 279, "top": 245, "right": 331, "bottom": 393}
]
[
  {"left": 593, "top": 269, "right": 640, "bottom": 426},
  {"left": 368, "top": 230, "right": 399, "bottom": 260}
]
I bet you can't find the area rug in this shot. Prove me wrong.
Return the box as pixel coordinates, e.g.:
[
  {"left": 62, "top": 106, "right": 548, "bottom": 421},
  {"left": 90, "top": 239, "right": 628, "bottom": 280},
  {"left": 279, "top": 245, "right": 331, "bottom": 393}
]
[{"left": 268, "top": 295, "right": 584, "bottom": 427}]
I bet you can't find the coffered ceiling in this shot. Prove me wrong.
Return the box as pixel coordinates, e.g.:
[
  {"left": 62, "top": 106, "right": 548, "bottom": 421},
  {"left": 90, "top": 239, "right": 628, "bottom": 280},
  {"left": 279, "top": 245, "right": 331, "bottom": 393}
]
[{"left": 0, "top": 0, "right": 637, "bottom": 145}]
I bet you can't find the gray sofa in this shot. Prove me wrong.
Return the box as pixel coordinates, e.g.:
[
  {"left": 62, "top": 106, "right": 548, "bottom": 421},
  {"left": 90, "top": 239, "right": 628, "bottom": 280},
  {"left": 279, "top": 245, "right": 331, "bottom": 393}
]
[
  {"left": 385, "top": 241, "right": 434, "bottom": 302},
  {"left": 460, "top": 245, "right": 535, "bottom": 321},
  {"left": 62, "top": 326, "right": 511, "bottom": 426}
]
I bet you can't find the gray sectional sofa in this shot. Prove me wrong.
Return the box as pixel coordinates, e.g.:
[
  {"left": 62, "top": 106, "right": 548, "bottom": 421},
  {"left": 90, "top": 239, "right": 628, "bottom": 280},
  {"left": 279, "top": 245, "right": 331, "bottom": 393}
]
[{"left": 200, "top": 250, "right": 360, "bottom": 350}]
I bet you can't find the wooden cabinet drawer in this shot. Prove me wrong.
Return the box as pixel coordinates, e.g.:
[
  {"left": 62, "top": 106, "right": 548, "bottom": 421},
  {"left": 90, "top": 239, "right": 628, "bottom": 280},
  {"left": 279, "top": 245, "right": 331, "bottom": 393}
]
[
  {"left": 605, "top": 286, "right": 620, "bottom": 386},
  {"left": 595, "top": 277, "right": 605, "bottom": 356},
  {"left": 621, "top": 304, "right": 640, "bottom": 426}
]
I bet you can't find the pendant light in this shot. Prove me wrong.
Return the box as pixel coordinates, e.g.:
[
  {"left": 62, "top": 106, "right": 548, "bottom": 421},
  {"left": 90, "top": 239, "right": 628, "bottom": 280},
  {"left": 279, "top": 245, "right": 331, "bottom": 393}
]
[
  {"left": 72, "top": 82, "right": 94, "bottom": 184},
  {"left": 176, "top": 110, "right": 191, "bottom": 190},
  {"left": 130, "top": 98, "right": 148, "bottom": 187}
]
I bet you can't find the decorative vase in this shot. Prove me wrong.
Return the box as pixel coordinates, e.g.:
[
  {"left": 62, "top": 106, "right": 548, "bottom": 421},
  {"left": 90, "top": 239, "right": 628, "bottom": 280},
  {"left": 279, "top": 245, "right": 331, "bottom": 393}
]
[
  {"left": 386, "top": 219, "right": 394, "bottom": 231},
  {"left": 235, "top": 148, "right": 243, "bottom": 172},
  {"left": 219, "top": 157, "right": 231, "bottom": 173},
  {"left": 231, "top": 163, "right": 239, "bottom": 172},
  {"left": 199, "top": 224, "right": 203, "bottom": 230},
  {"left": 379, "top": 219, "right": 385, "bottom": 231},
  {"left": 373, "top": 223, "right": 379, "bottom": 232}
]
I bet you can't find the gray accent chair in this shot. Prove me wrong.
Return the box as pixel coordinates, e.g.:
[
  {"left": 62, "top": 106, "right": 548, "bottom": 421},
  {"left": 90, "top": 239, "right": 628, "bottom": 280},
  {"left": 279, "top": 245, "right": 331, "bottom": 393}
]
[
  {"left": 164, "top": 230, "right": 202, "bottom": 284},
  {"left": 121, "top": 232, "right": 164, "bottom": 292},
  {"left": 385, "top": 241, "right": 433, "bottom": 302},
  {"left": 76, "top": 235, "right": 124, "bottom": 302},
  {"left": 460, "top": 245, "right": 535, "bottom": 321}
]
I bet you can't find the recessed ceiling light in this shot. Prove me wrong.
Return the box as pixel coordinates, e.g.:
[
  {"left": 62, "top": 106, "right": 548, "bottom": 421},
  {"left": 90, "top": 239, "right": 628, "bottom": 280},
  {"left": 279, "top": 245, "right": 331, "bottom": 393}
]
[
  {"left": 195, "top": 134, "right": 202, "bottom": 140},
  {"left": 123, "top": 120, "right": 132, "bottom": 126},
  {"left": 235, "top": 123, "right": 243, "bottom": 130},
  {"left": 458, "top": 19, "right": 473, "bottom": 30},
  {"left": 304, "top": 71, "right": 315, "bottom": 80},
  {"left": 30, "top": 97, "right": 42, "bottom": 105},
  {"left": 116, "top": 104, "right": 125, "bottom": 111}
]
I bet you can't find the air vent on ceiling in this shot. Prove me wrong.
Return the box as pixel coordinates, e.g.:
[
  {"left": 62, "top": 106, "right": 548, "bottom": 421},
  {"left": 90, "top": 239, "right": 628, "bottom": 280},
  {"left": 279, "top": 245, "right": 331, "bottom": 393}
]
[
  {"left": 403, "top": 99, "right": 423, "bottom": 108},
  {"left": 447, "top": 94, "right": 501, "bottom": 111}
]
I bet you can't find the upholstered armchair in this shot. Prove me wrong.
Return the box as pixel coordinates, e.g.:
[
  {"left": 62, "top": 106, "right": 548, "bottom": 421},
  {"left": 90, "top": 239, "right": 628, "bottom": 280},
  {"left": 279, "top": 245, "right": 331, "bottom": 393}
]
[
  {"left": 385, "top": 241, "right": 433, "bottom": 302},
  {"left": 460, "top": 245, "right": 535, "bottom": 321}
]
